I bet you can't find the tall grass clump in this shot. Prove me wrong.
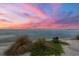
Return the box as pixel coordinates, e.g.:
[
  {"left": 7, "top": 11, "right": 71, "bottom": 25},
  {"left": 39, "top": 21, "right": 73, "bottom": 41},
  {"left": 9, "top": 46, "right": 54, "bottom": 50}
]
[
  {"left": 30, "top": 37, "right": 65, "bottom": 56},
  {"left": 30, "top": 38, "right": 53, "bottom": 56},
  {"left": 4, "top": 35, "right": 32, "bottom": 56}
]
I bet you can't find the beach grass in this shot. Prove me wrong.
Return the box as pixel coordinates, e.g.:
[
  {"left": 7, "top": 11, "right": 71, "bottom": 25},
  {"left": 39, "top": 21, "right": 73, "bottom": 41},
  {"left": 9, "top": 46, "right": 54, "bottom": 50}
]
[
  {"left": 4, "top": 35, "right": 32, "bottom": 56},
  {"left": 30, "top": 38, "right": 64, "bottom": 56},
  {"left": 4, "top": 36, "right": 69, "bottom": 56}
]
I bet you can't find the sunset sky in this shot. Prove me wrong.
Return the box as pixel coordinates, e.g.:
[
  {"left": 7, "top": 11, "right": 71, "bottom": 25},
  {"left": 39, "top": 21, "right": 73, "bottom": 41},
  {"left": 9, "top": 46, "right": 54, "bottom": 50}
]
[{"left": 0, "top": 3, "right": 79, "bottom": 29}]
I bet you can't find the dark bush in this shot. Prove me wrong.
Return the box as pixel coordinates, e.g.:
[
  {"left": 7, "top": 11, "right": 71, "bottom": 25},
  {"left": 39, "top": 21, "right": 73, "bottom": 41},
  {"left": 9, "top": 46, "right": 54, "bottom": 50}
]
[
  {"left": 52, "top": 37, "right": 59, "bottom": 43},
  {"left": 76, "top": 35, "right": 79, "bottom": 40}
]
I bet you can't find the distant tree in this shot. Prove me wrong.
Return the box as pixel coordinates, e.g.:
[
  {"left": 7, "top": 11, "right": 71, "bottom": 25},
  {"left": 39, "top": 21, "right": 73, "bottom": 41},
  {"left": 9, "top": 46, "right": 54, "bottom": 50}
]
[
  {"left": 52, "top": 37, "right": 59, "bottom": 43},
  {"left": 76, "top": 35, "right": 79, "bottom": 40}
]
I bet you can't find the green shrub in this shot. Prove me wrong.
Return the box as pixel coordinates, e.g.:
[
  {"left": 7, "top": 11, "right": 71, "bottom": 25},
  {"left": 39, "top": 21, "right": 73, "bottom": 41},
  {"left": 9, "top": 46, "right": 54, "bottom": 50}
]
[{"left": 31, "top": 38, "right": 64, "bottom": 56}]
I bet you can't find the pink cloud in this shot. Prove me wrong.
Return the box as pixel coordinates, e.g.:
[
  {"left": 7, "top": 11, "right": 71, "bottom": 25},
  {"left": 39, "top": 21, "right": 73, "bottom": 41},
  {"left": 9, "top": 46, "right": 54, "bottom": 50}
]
[{"left": 22, "top": 4, "right": 48, "bottom": 19}]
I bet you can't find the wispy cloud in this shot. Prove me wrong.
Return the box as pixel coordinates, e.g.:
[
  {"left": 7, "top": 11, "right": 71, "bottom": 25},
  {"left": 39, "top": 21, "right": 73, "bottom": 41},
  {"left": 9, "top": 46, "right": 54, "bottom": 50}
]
[{"left": 0, "top": 3, "right": 79, "bottom": 29}]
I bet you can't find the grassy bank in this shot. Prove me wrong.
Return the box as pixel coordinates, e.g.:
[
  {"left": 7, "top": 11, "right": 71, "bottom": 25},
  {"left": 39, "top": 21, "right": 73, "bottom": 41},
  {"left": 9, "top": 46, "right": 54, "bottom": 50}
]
[{"left": 4, "top": 36, "right": 69, "bottom": 56}]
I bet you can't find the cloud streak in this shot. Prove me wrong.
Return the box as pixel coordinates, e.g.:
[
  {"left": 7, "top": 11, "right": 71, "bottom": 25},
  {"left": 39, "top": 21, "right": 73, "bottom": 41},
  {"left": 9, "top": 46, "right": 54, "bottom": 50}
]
[{"left": 0, "top": 3, "right": 79, "bottom": 29}]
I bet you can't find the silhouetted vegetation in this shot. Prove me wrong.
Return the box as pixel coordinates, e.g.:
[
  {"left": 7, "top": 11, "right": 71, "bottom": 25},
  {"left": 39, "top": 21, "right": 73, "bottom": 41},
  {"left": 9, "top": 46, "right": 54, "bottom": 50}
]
[
  {"left": 52, "top": 37, "right": 59, "bottom": 43},
  {"left": 52, "top": 37, "right": 69, "bottom": 45},
  {"left": 76, "top": 35, "right": 79, "bottom": 40}
]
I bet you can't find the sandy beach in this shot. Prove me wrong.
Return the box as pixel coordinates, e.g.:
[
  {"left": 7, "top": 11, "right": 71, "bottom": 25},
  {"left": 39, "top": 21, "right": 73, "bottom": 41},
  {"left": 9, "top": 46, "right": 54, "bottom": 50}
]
[{"left": 61, "top": 39, "right": 79, "bottom": 56}]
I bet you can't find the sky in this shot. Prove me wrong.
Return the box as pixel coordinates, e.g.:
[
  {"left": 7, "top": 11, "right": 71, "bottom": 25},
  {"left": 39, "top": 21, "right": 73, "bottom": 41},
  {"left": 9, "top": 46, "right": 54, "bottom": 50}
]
[{"left": 0, "top": 3, "right": 79, "bottom": 29}]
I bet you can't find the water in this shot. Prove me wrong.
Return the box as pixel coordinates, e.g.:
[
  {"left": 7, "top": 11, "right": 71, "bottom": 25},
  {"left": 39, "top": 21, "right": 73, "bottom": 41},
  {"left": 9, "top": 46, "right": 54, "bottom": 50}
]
[
  {"left": 0, "top": 35, "right": 15, "bottom": 39},
  {"left": 0, "top": 29, "right": 79, "bottom": 43}
]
